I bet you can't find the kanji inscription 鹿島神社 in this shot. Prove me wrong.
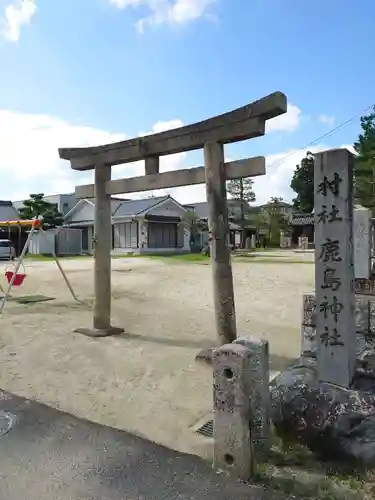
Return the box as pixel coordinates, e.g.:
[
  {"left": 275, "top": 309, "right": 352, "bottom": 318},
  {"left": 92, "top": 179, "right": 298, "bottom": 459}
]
[{"left": 314, "top": 149, "right": 356, "bottom": 388}]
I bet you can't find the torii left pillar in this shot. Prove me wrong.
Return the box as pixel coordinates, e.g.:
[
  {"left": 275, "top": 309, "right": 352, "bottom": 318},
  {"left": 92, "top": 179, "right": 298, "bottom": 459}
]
[{"left": 75, "top": 164, "right": 124, "bottom": 337}]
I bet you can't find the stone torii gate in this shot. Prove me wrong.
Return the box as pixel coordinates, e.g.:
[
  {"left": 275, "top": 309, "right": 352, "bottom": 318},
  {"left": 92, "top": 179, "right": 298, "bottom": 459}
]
[{"left": 59, "top": 91, "right": 287, "bottom": 340}]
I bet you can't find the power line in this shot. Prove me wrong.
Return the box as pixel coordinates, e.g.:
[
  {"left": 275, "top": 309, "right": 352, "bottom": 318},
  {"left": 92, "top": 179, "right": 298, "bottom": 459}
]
[{"left": 267, "top": 102, "right": 375, "bottom": 170}]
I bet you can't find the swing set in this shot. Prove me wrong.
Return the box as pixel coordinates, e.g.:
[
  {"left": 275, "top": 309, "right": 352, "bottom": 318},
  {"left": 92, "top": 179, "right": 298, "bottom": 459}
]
[{"left": 0, "top": 217, "right": 79, "bottom": 314}]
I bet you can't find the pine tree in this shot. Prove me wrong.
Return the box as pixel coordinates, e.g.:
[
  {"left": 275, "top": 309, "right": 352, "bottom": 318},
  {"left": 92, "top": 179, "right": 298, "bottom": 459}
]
[
  {"left": 19, "top": 193, "right": 64, "bottom": 228},
  {"left": 227, "top": 177, "right": 256, "bottom": 247}
]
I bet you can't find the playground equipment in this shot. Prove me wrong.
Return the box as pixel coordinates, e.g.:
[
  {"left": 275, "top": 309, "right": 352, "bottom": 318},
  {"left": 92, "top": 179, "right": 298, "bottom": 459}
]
[{"left": 0, "top": 218, "right": 79, "bottom": 314}]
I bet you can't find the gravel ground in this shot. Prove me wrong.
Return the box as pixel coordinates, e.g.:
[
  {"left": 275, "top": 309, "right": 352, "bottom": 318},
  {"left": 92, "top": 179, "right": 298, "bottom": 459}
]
[{"left": 0, "top": 254, "right": 314, "bottom": 457}]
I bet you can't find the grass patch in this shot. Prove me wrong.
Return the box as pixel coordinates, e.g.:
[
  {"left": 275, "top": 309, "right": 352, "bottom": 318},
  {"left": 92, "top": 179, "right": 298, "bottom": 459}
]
[
  {"left": 23, "top": 253, "right": 313, "bottom": 266},
  {"left": 235, "top": 253, "right": 295, "bottom": 259},
  {"left": 253, "top": 438, "right": 374, "bottom": 499},
  {"left": 234, "top": 247, "right": 282, "bottom": 253},
  {"left": 25, "top": 254, "right": 92, "bottom": 261},
  {"left": 141, "top": 253, "right": 210, "bottom": 263},
  {"left": 235, "top": 257, "right": 314, "bottom": 265}
]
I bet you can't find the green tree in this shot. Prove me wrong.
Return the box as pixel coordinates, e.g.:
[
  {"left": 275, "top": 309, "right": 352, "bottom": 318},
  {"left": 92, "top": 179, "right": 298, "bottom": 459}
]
[
  {"left": 227, "top": 177, "right": 256, "bottom": 247},
  {"left": 181, "top": 211, "right": 208, "bottom": 251},
  {"left": 19, "top": 193, "right": 64, "bottom": 228},
  {"left": 264, "top": 197, "right": 290, "bottom": 246},
  {"left": 354, "top": 107, "right": 375, "bottom": 211},
  {"left": 290, "top": 152, "right": 314, "bottom": 213}
]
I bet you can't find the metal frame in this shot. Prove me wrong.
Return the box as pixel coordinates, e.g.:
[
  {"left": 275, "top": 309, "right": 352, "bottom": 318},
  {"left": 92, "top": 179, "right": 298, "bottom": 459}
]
[{"left": 0, "top": 218, "right": 79, "bottom": 314}]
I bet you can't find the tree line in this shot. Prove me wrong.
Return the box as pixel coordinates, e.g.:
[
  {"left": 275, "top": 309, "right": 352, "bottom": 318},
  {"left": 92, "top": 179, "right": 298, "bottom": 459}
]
[{"left": 291, "top": 107, "right": 375, "bottom": 213}]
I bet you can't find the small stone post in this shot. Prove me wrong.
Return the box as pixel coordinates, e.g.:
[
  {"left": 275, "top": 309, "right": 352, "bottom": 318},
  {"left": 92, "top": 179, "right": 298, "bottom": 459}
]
[
  {"left": 204, "top": 142, "right": 237, "bottom": 345},
  {"left": 314, "top": 149, "right": 356, "bottom": 388},
  {"left": 213, "top": 343, "right": 254, "bottom": 480},
  {"left": 353, "top": 205, "right": 372, "bottom": 279},
  {"left": 234, "top": 335, "right": 270, "bottom": 456}
]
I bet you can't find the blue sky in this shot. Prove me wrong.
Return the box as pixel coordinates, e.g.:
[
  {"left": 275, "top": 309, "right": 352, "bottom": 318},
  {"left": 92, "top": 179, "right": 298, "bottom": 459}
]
[{"left": 0, "top": 0, "right": 373, "bottom": 204}]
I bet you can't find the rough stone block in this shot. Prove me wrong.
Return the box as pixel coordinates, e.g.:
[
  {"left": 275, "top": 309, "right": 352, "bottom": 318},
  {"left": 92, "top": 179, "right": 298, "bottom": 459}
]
[
  {"left": 355, "top": 278, "right": 375, "bottom": 296},
  {"left": 301, "top": 295, "right": 375, "bottom": 364},
  {"left": 354, "top": 206, "right": 372, "bottom": 279},
  {"left": 302, "top": 294, "right": 315, "bottom": 326},
  {"left": 301, "top": 325, "right": 317, "bottom": 357},
  {"left": 302, "top": 294, "right": 374, "bottom": 335},
  {"left": 370, "top": 300, "right": 375, "bottom": 335},
  {"left": 355, "top": 299, "right": 370, "bottom": 333},
  {"left": 234, "top": 335, "right": 270, "bottom": 457},
  {"left": 212, "top": 343, "right": 254, "bottom": 480}
]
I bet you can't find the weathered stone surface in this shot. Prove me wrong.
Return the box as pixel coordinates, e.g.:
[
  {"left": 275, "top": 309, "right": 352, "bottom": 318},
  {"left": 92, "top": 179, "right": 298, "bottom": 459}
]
[
  {"left": 353, "top": 206, "right": 372, "bottom": 279},
  {"left": 234, "top": 335, "right": 270, "bottom": 456},
  {"left": 314, "top": 149, "right": 356, "bottom": 388},
  {"left": 212, "top": 343, "right": 254, "bottom": 480},
  {"left": 355, "top": 299, "right": 370, "bottom": 332},
  {"left": 270, "top": 361, "right": 375, "bottom": 466},
  {"left": 301, "top": 294, "right": 375, "bottom": 366},
  {"left": 370, "top": 299, "right": 375, "bottom": 334},
  {"left": 302, "top": 293, "right": 375, "bottom": 334},
  {"left": 74, "top": 326, "right": 125, "bottom": 338},
  {"left": 302, "top": 294, "right": 316, "bottom": 327},
  {"left": 301, "top": 326, "right": 317, "bottom": 357},
  {"left": 355, "top": 277, "right": 375, "bottom": 296}
]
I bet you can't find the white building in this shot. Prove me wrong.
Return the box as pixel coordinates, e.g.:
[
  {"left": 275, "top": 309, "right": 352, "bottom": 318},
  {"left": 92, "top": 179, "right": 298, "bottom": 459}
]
[
  {"left": 64, "top": 195, "right": 191, "bottom": 255},
  {"left": 13, "top": 193, "right": 77, "bottom": 216}
]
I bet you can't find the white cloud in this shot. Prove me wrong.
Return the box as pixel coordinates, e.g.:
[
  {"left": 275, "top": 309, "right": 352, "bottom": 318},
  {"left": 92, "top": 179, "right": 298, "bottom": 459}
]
[
  {"left": 318, "top": 114, "right": 335, "bottom": 127},
  {"left": 266, "top": 103, "right": 301, "bottom": 133},
  {"left": 0, "top": 107, "right": 351, "bottom": 209},
  {"left": 163, "top": 144, "right": 356, "bottom": 206},
  {"left": 110, "top": 0, "right": 215, "bottom": 32},
  {"left": 1, "top": 0, "right": 37, "bottom": 42},
  {"left": 0, "top": 109, "right": 186, "bottom": 202},
  {"left": 252, "top": 142, "right": 355, "bottom": 205}
]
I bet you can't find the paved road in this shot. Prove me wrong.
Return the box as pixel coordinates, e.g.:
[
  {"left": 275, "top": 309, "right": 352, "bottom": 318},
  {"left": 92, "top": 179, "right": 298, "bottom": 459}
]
[{"left": 0, "top": 390, "right": 291, "bottom": 500}]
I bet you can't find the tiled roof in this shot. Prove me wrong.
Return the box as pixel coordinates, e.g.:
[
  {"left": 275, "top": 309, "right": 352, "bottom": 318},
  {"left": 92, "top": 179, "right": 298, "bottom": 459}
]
[
  {"left": 83, "top": 198, "right": 127, "bottom": 215},
  {"left": 113, "top": 196, "right": 169, "bottom": 218},
  {"left": 291, "top": 213, "right": 314, "bottom": 225},
  {"left": 111, "top": 199, "right": 125, "bottom": 215}
]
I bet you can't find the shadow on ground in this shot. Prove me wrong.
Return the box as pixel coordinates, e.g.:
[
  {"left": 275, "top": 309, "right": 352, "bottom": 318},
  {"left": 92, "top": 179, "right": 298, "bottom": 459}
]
[
  {"left": 0, "top": 390, "right": 287, "bottom": 500},
  {"left": 116, "top": 332, "right": 295, "bottom": 371}
]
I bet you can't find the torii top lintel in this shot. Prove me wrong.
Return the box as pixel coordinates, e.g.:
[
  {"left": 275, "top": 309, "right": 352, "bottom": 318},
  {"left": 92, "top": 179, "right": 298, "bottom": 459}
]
[{"left": 59, "top": 91, "right": 287, "bottom": 171}]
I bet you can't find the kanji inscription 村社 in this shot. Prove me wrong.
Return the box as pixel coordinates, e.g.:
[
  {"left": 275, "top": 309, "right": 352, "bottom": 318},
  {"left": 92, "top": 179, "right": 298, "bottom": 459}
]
[{"left": 314, "top": 149, "right": 356, "bottom": 388}]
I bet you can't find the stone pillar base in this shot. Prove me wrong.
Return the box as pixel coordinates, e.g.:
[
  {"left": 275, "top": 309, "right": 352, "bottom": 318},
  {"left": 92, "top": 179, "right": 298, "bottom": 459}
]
[{"left": 74, "top": 326, "right": 125, "bottom": 338}]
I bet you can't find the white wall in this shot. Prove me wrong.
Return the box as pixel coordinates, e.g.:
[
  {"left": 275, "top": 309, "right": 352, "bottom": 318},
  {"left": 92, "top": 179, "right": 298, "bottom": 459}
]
[{"left": 29, "top": 230, "right": 55, "bottom": 254}]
